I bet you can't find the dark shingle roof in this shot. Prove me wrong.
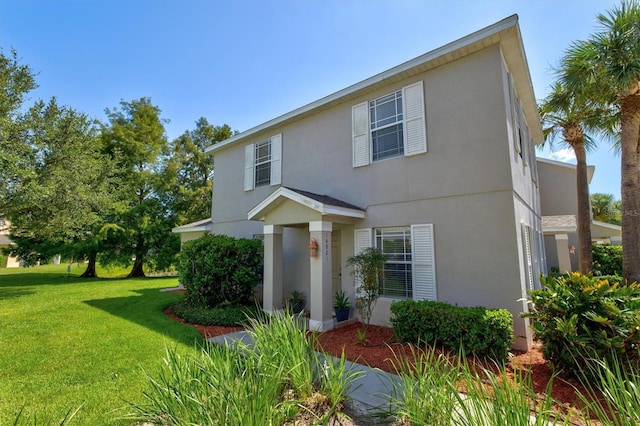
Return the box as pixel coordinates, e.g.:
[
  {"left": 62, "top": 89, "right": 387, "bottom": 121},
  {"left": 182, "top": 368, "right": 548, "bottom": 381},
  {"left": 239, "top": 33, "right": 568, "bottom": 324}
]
[{"left": 284, "top": 187, "right": 364, "bottom": 211}]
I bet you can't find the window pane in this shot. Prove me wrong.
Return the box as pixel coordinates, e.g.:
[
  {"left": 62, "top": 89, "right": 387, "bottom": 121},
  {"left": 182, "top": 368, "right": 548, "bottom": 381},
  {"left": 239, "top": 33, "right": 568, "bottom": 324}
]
[
  {"left": 376, "top": 227, "right": 412, "bottom": 298},
  {"left": 255, "top": 140, "right": 271, "bottom": 163},
  {"left": 370, "top": 91, "right": 403, "bottom": 130},
  {"left": 372, "top": 124, "right": 404, "bottom": 161},
  {"left": 381, "top": 263, "right": 412, "bottom": 298},
  {"left": 255, "top": 162, "right": 271, "bottom": 187}
]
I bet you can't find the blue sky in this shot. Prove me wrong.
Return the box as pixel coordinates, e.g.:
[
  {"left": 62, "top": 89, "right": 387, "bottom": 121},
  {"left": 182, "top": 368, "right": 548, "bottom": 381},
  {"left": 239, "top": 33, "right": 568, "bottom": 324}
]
[{"left": 1, "top": 0, "right": 621, "bottom": 197}]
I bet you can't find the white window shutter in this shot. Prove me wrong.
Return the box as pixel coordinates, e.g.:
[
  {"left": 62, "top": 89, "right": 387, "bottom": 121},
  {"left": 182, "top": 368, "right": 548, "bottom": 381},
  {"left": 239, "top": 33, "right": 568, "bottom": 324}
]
[
  {"left": 244, "top": 144, "right": 254, "bottom": 191},
  {"left": 352, "top": 102, "right": 370, "bottom": 167},
  {"left": 353, "top": 228, "right": 372, "bottom": 290},
  {"left": 270, "top": 133, "right": 282, "bottom": 186},
  {"left": 411, "top": 224, "right": 436, "bottom": 301},
  {"left": 507, "top": 72, "right": 520, "bottom": 159},
  {"left": 403, "top": 81, "right": 427, "bottom": 156},
  {"left": 521, "top": 223, "right": 534, "bottom": 292}
]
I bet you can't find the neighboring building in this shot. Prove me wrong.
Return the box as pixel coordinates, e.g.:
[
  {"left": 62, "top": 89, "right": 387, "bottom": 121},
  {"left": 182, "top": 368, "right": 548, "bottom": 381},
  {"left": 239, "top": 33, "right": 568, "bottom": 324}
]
[
  {"left": 0, "top": 217, "right": 20, "bottom": 268},
  {"left": 198, "top": 15, "right": 543, "bottom": 351},
  {"left": 172, "top": 218, "right": 214, "bottom": 246},
  {"left": 538, "top": 158, "right": 621, "bottom": 273}
]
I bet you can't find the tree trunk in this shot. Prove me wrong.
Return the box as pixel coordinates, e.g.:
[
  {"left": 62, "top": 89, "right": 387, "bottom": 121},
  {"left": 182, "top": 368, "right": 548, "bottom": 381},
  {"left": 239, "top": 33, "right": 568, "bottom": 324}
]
[
  {"left": 128, "top": 255, "right": 145, "bottom": 277},
  {"left": 79, "top": 252, "right": 98, "bottom": 278},
  {"left": 620, "top": 95, "right": 640, "bottom": 284},
  {"left": 573, "top": 141, "right": 593, "bottom": 274}
]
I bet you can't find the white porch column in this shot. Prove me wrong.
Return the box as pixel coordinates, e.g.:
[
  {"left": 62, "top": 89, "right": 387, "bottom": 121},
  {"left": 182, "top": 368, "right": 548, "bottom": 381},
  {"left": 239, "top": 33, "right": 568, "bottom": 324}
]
[
  {"left": 554, "top": 233, "right": 572, "bottom": 273},
  {"left": 263, "top": 225, "right": 283, "bottom": 313},
  {"left": 309, "top": 221, "right": 333, "bottom": 331}
]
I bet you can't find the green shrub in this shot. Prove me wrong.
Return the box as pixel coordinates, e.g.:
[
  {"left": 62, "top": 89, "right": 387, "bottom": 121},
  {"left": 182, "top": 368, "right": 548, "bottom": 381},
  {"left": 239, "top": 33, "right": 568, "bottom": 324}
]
[
  {"left": 523, "top": 273, "right": 640, "bottom": 379},
  {"left": 592, "top": 244, "right": 623, "bottom": 276},
  {"left": 390, "top": 300, "right": 513, "bottom": 360},
  {"left": 170, "top": 299, "right": 261, "bottom": 326},
  {"left": 177, "top": 234, "right": 262, "bottom": 308}
]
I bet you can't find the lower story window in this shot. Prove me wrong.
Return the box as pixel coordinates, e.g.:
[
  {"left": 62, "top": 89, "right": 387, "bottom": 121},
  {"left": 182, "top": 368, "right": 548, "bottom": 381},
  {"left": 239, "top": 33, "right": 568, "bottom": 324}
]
[{"left": 375, "top": 227, "right": 412, "bottom": 298}]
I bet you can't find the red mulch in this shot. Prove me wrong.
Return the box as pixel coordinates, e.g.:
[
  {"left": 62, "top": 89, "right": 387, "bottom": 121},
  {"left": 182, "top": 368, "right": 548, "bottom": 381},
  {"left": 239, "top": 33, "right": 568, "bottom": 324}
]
[{"left": 164, "top": 307, "right": 597, "bottom": 422}]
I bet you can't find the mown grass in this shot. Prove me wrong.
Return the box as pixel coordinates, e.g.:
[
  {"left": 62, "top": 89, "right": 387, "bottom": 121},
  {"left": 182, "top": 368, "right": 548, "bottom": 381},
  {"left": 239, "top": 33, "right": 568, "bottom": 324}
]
[{"left": 0, "top": 264, "right": 202, "bottom": 425}]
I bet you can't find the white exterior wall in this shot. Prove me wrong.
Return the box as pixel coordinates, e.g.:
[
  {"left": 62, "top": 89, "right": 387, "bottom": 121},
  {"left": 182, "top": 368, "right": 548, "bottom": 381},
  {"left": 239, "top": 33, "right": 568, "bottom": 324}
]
[{"left": 210, "top": 42, "right": 541, "bottom": 350}]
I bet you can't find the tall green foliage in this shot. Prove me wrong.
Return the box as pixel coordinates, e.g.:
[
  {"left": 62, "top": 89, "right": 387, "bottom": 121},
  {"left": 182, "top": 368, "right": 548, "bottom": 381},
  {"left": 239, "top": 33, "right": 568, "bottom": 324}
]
[
  {"left": 178, "top": 234, "right": 262, "bottom": 308},
  {"left": 591, "top": 192, "right": 622, "bottom": 225},
  {"left": 164, "top": 117, "right": 234, "bottom": 224},
  {"left": 524, "top": 273, "right": 640, "bottom": 379},
  {"left": 100, "top": 97, "right": 179, "bottom": 276},
  {"left": 0, "top": 48, "right": 37, "bottom": 202},
  {"left": 2, "top": 98, "right": 121, "bottom": 276}
]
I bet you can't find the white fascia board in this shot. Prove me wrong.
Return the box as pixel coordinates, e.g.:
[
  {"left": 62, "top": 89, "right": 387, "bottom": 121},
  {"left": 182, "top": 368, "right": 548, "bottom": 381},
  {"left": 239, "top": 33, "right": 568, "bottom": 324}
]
[
  {"left": 171, "top": 224, "right": 212, "bottom": 234},
  {"left": 206, "top": 15, "right": 520, "bottom": 155},
  {"left": 542, "top": 226, "right": 576, "bottom": 234},
  {"left": 592, "top": 220, "right": 622, "bottom": 232}
]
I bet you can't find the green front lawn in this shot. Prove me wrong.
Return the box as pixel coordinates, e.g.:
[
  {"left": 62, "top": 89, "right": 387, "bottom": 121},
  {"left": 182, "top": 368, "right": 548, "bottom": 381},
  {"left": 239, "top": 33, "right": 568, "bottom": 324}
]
[{"left": 0, "top": 264, "right": 202, "bottom": 425}]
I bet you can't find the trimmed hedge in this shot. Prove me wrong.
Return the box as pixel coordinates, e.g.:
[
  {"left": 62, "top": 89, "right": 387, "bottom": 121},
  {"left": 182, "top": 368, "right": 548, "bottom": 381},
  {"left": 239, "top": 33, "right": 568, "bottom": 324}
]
[
  {"left": 178, "top": 234, "right": 263, "bottom": 309},
  {"left": 170, "top": 299, "right": 261, "bottom": 327},
  {"left": 390, "top": 300, "right": 513, "bottom": 361},
  {"left": 592, "top": 244, "right": 623, "bottom": 276}
]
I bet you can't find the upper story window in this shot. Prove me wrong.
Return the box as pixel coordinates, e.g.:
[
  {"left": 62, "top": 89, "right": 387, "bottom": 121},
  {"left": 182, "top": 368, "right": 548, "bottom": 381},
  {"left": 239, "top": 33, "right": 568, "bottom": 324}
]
[
  {"left": 254, "top": 139, "right": 272, "bottom": 187},
  {"left": 244, "top": 134, "right": 282, "bottom": 191},
  {"left": 370, "top": 91, "right": 404, "bottom": 161},
  {"left": 352, "top": 81, "right": 426, "bottom": 167}
]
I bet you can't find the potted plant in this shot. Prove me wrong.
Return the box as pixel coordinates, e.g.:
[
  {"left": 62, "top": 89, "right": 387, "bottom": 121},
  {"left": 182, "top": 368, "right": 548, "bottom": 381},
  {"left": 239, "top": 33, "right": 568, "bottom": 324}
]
[
  {"left": 333, "top": 290, "right": 351, "bottom": 322},
  {"left": 289, "top": 290, "right": 305, "bottom": 314}
]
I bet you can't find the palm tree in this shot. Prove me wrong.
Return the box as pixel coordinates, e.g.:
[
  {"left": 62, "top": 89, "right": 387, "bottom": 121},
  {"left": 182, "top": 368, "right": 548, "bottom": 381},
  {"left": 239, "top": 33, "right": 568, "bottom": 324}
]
[
  {"left": 591, "top": 193, "right": 622, "bottom": 224},
  {"left": 560, "top": 0, "right": 640, "bottom": 283},
  {"left": 539, "top": 82, "right": 613, "bottom": 273}
]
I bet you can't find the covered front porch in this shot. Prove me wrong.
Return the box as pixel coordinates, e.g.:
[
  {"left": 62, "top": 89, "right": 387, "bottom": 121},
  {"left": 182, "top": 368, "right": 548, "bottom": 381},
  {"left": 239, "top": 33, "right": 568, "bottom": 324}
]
[{"left": 248, "top": 187, "right": 365, "bottom": 331}]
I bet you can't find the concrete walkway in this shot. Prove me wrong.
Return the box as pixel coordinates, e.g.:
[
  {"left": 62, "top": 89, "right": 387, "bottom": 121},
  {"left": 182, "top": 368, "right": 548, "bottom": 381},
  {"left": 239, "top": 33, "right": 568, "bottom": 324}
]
[{"left": 208, "top": 330, "right": 400, "bottom": 423}]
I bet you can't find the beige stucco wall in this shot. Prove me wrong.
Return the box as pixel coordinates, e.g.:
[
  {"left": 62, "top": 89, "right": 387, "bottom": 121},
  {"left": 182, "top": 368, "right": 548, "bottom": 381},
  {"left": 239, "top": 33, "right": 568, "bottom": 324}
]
[{"left": 211, "top": 44, "right": 540, "bottom": 350}]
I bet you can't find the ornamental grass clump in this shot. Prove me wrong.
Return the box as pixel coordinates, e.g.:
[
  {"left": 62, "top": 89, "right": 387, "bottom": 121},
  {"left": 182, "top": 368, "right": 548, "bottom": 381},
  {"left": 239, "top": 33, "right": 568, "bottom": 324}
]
[
  {"left": 523, "top": 273, "right": 640, "bottom": 380},
  {"left": 131, "top": 312, "right": 361, "bottom": 425}
]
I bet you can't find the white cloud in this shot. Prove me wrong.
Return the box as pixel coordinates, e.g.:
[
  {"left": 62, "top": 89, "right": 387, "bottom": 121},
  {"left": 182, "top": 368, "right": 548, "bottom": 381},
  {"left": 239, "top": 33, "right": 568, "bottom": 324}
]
[{"left": 547, "top": 148, "right": 576, "bottom": 163}]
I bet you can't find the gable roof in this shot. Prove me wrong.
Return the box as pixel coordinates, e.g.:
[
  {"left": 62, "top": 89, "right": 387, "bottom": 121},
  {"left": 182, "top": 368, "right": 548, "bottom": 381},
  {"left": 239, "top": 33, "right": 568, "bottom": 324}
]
[
  {"left": 248, "top": 187, "right": 365, "bottom": 221},
  {"left": 206, "top": 14, "right": 541, "bottom": 155}
]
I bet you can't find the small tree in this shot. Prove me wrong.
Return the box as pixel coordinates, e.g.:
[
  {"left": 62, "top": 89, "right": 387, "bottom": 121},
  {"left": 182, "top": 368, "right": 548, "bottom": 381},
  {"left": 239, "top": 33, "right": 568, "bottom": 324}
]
[{"left": 346, "top": 247, "right": 386, "bottom": 334}]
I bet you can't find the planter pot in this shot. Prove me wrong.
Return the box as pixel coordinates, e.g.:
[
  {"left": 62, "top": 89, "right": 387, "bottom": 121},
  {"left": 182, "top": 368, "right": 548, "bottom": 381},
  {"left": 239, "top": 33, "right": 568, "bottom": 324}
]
[
  {"left": 334, "top": 308, "right": 350, "bottom": 322},
  {"left": 292, "top": 300, "right": 305, "bottom": 314}
]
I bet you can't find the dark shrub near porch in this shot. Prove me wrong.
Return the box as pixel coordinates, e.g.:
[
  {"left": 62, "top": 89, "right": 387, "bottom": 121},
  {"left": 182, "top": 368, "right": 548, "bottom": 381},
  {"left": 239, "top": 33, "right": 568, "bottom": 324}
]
[
  {"left": 178, "top": 234, "right": 263, "bottom": 308},
  {"left": 390, "top": 300, "right": 514, "bottom": 361}
]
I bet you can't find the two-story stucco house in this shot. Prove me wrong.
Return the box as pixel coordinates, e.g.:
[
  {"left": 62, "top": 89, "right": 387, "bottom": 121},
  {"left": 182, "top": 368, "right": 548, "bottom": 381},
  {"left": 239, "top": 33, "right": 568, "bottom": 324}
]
[{"left": 181, "top": 15, "right": 544, "bottom": 351}]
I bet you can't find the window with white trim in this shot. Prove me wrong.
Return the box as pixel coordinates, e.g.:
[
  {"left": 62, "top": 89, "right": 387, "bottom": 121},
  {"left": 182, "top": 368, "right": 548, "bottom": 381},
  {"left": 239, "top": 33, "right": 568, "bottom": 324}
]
[
  {"left": 371, "top": 91, "right": 404, "bottom": 161},
  {"left": 244, "top": 134, "right": 282, "bottom": 191},
  {"left": 354, "top": 224, "right": 436, "bottom": 300},
  {"left": 352, "top": 81, "right": 426, "bottom": 167},
  {"left": 376, "top": 227, "right": 412, "bottom": 298},
  {"left": 254, "top": 139, "right": 271, "bottom": 187}
]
